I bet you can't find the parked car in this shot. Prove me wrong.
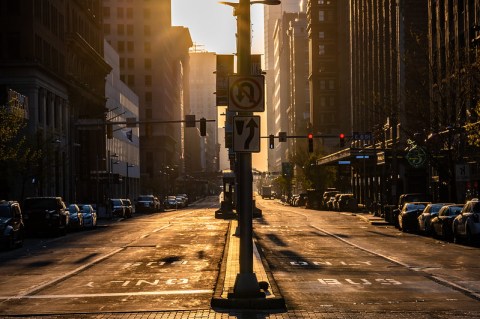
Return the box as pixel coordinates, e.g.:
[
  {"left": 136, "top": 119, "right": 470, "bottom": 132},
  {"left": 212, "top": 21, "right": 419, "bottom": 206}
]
[
  {"left": 430, "top": 204, "right": 464, "bottom": 241},
  {"left": 23, "top": 197, "right": 69, "bottom": 236},
  {"left": 452, "top": 198, "right": 480, "bottom": 244},
  {"left": 392, "top": 193, "right": 431, "bottom": 227},
  {"left": 135, "top": 195, "right": 161, "bottom": 213},
  {"left": 332, "top": 194, "right": 343, "bottom": 211},
  {"left": 175, "top": 195, "right": 186, "bottom": 208},
  {"left": 110, "top": 199, "right": 126, "bottom": 218},
  {"left": 164, "top": 196, "right": 178, "bottom": 209},
  {"left": 78, "top": 204, "right": 97, "bottom": 228},
  {"left": 178, "top": 194, "right": 189, "bottom": 206},
  {"left": 0, "top": 200, "right": 24, "bottom": 249},
  {"left": 322, "top": 189, "right": 339, "bottom": 209},
  {"left": 417, "top": 203, "right": 453, "bottom": 235},
  {"left": 326, "top": 196, "right": 337, "bottom": 210},
  {"left": 397, "top": 202, "right": 430, "bottom": 232},
  {"left": 121, "top": 199, "right": 133, "bottom": 218},
  {"left": 336, "top": 194, "right": 357, "bottom": 212},
  {"left": 68, "top": 204, "right": 84, "bottom": 230}
]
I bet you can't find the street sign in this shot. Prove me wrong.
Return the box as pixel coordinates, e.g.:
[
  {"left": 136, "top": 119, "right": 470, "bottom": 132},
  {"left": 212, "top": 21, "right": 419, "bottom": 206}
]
[
  {"left": 233, "top": 116, "right": 261, "bottom": 152},
  {"left": 228, "top": 75, "right": 265, "bottom": 112},
  {"left": 353, "top": 131, "right": 373, "bottom": 141}
]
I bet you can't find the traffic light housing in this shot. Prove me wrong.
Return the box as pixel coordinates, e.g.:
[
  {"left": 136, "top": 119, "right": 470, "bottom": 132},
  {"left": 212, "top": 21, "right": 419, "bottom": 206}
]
[
  {"left": 339, "top": 133, "right": 345, "bottom": 147},
  {"left": 308, "top": 133, "right": 313, "bottom": 152},
  {"left": 269, "top": 134, "right": 275, "bottom": 149},
  {"left": 200, "top": 117, "right": 207, "bottom": 136}
]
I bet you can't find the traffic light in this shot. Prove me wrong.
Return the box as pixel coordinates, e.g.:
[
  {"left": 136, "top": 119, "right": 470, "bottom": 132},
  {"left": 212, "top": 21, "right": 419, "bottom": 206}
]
[
  {"left": 106, "top": 124, "right": 113, "bottom": 139},
  {"left": 269, "top": 134, "right": 275, "bottom": 149},
  {"left": 308, "top": 133, "right": 313, "bottom": 152},
  {"left": 200, "top": 118, "right": 207, "bottom": 136},
  {"left": 339, "top": 133, "right": 345, "bottom": 147}
]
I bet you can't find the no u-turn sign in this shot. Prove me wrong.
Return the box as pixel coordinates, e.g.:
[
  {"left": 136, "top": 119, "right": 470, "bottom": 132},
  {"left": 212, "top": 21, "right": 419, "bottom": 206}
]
[{"left": 228, "top": 75, "right": 265, "bottom": 112}]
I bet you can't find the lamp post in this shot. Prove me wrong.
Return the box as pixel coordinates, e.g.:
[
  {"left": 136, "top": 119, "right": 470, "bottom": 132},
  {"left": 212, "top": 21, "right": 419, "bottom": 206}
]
[
  {"left": 108, "top": 152, "right": 119, "bottom": 199},
  {"left": 221, "top": 0, "right": 280, "bottom": 298}
]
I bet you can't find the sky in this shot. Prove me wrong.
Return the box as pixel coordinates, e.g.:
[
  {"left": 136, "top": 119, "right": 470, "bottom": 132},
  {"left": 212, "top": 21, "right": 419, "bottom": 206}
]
[
  {"left": 171, "top": 0, "right": 265, "bottom": 55},
  {"left": 172, "top": 0, "right": 268, "bottom": 171}
]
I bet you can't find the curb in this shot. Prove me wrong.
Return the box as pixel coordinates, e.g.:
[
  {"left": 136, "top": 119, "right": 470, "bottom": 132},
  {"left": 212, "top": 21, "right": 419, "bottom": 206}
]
[{"left": 211, "top": 221, "right": 286, "bottom": 310}]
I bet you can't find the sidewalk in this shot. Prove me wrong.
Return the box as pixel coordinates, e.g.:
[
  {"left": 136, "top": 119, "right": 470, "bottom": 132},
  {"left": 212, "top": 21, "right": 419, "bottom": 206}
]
[{"left": 211, "top": 219, "right": 286, "bottom": 310}]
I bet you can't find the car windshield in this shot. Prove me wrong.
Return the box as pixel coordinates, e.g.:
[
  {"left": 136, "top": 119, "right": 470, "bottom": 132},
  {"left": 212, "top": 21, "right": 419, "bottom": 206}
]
[
  {"left": 112, "top": 199, "right": 123, "bottom": 205},
  {"left": 406, "top": 204, "right": 426, "bottom": 211},
  {"left": 0, "top": 206, "right": 11, "bottom": 218}
]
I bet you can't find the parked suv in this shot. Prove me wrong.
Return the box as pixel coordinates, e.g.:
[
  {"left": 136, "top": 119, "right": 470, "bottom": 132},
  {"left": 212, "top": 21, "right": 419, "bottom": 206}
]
[
  {"left": 135, "top": 195, "right": 162, "bottom": 213},
  {"left": 0, "top": 200, "right": 24, "bottom": 249},
  {"left": 23, "top": 197, "right": 69, "bottom": 236},
  {"left": 453, "top": 198, "right": 480, "bottom": 244}
]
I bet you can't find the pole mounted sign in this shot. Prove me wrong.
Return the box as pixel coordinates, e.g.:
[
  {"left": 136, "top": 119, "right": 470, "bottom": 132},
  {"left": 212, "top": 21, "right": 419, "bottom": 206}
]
[
  {"left": 228, "top": 75, "right": 265, "bottom": 112},
  {"left": 233, "top": 116, "right": 261, "bottom": 152}
]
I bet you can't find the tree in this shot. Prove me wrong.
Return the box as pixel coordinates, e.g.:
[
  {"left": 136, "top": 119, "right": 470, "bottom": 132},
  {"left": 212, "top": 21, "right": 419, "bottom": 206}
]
[{"left": 0, "top": 104, "right": 42, "bottom": 199}]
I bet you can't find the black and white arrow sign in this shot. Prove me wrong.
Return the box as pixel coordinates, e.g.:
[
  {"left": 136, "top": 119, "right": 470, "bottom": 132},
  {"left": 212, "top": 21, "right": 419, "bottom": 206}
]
[{"left": 233, "top": 116, "right": 261, "bottom": 153}]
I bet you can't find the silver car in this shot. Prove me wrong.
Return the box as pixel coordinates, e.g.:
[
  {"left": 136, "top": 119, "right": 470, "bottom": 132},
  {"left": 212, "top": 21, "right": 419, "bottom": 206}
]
[{"left": 452, "top": 198, "right": 480, "bottom": 244}]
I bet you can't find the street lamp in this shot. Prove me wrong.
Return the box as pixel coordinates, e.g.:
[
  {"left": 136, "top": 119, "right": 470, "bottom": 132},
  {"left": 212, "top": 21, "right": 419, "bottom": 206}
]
[{"left": 221, "top": 0, "right": 280, "bottom": 299}]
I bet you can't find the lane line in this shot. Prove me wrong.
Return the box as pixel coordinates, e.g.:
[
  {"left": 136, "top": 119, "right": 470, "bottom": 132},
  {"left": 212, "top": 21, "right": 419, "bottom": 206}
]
[
  {"left": 0, "top": 289, "right": 213, "bottom": 300},
  {"left": 310, "top": 224, "right": 480, "bottom": 301}
]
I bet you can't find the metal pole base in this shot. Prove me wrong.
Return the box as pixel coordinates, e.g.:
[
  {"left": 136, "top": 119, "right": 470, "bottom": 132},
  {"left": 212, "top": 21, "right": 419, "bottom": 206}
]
[{"left": 230, "top": 273, "right": 265, "bottom": 299}]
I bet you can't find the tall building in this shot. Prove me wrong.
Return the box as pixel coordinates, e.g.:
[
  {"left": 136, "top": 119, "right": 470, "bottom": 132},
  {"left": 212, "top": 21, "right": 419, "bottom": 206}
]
[
  {"left": 0, "top": 0, "right": 110, "bottom": 202},
  {"left": 428, "top": 0, "right": 480, "bottom": 202},
  {"left": 306, "top": 0, "right": 350, "bottom": 144},
  {"left": 317, "top": 0, "right": 429, "bottom": 206},
  {"left": 188, "top": 51, "right": 219, "bottom": 174},
  {"left": 264, "top": 0, "right": 302, "bottom": 172},
  {"left": 102, "top": 1, "right": 192, "bottom": 195},
  {"left": 104, "top": 41, "right": 140, "bottom": 202}
]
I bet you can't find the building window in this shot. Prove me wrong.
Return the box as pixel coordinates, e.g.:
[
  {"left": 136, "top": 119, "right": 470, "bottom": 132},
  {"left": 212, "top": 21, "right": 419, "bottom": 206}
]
[
  {"left": 328, "top": 80, "right": 335, "bottom": 90},
  {"left": 120, "top": 58, "right": 125, "bottom": 68},
  {"left": 146, "top": 108, "right": 152, "bottom": 119},
  {"left": 319, "top": 44, "right": 325, "bottom": 55},
  {"left": 144, "top": 8, "right": 151, "bottom": 19},
  {"left": 104, "top": 24, "right": 111, "bottom": 35},
  {"left": 319, "top": 11, "right": 325, "bottom": 21},
  {"left": 319, "top": 31, "right": 325, "bottom": 38},
  {"left": 320, "top": 80, "right": 326, "bottom": 90}
]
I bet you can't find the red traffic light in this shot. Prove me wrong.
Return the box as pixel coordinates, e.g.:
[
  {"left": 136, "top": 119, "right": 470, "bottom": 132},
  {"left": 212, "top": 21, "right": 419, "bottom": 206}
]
[
  {"left": 339, "top": 133, "right": 345, "bottom": 139},
  {"left": 308, "top": 133, "right": 313, "bottom": 139}
]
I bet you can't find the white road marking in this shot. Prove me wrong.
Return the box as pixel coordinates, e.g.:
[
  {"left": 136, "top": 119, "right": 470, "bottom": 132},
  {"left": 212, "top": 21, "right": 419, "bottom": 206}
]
[{"left": 0, "top": 289, "right": 213, "bottom": 300}]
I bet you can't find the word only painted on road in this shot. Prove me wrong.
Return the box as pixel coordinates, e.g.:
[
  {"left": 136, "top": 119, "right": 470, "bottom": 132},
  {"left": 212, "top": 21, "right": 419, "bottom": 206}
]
[
  {"left": 86, "top": 278, "right": 189, "bottom": 288},
  {"left": 318, "top": 278, "right": 402, "bottom": 286},
  {"left": 122, "top": 260, "right": 189, "bottom": 269},
  {"left": 290, "top": 260, "right": 373, "bottom": 266}
]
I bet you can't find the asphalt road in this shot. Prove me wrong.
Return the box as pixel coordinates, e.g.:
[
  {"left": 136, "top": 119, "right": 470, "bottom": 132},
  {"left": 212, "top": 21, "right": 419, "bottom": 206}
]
[
  {"left": 254, "top": 198, "right": 480, "bottom": 314},
  {"left": 1, "top": 196, "right": 479, "bottom": 318},
  {"left": 0, "top": 198, "right": 226, "bottom": 315}
]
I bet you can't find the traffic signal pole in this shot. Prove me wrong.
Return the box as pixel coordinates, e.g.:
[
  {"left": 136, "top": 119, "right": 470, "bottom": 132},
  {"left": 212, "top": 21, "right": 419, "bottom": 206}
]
[{"left": 232, "top": 0, "right": 262, "bottom": 298}]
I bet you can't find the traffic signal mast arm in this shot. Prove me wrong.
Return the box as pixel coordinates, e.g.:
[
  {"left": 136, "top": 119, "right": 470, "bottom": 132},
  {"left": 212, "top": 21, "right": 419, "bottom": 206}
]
[
  {"left": 262, "top": 134, "right": 350, "bottom": 139},
  {"left": 75, "top": 119, "right": 216, "bottom": 127}
]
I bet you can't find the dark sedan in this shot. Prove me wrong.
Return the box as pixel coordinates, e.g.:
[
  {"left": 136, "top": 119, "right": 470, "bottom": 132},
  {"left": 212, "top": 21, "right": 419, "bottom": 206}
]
[
  {"left": 0, "top": 200, "right": 24, "bottom": 249},
  {"left": 431, "top": 204, "right": 464, "bottom": 241},
  {"left": 417, "top": 203, "right": 453, "bottom": 235},
  {"left": 398, "top": 202, "right": 430, "bottom": 232}
]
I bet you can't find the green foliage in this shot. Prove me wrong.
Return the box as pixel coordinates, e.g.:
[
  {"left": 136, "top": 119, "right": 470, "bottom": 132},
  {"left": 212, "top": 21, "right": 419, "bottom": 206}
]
[{"left": 289, "top": 148, "right": 336, "bottom": 191}]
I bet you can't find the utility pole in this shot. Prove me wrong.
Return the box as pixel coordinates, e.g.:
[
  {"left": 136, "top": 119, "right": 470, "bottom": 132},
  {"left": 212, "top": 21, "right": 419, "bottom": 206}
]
[{"left": 233, "top": 0, "right": 260, "bottom": 298}]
